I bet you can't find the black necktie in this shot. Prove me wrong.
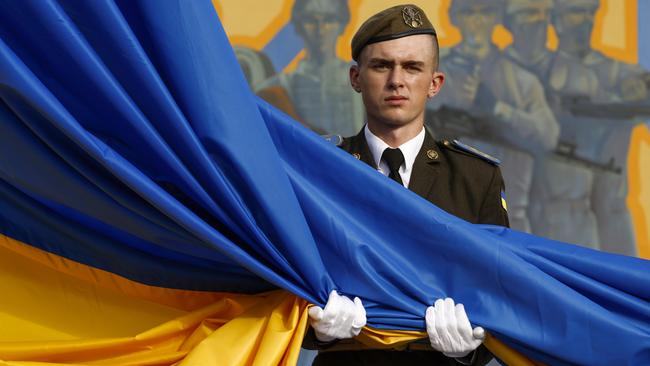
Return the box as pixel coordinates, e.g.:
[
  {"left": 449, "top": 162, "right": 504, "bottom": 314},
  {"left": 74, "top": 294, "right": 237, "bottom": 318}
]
[{"left": 381, "top": 147, "right": 405, "bottom": 185}]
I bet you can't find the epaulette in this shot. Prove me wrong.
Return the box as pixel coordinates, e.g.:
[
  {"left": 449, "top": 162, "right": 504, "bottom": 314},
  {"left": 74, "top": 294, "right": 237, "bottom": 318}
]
[
  {"left": 441, "top": 139, "right": 501, "bottom": 165},
  {"left": 321, "top": 134, "right": 343, "bottom": 146}
]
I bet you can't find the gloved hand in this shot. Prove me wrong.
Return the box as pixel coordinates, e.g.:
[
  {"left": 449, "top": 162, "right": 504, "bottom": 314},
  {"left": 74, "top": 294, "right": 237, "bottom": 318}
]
[
  {"left": 425, "top": 298, "right": 485, "bottom": 358},
  {"left": 308, "top": 290, "right": 366, "bottom": 342}
]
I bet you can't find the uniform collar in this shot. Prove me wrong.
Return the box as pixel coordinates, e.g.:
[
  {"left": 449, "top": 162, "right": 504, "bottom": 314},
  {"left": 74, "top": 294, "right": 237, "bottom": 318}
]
[{"left": 364, "top": 124, "right": 425, "bottom": 173}]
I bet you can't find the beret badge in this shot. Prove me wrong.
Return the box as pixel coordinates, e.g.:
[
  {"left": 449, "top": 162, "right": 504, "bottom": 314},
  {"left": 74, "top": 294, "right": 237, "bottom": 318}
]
[{"left": 402, "top": 6, "right": 423, "bottom": 28}]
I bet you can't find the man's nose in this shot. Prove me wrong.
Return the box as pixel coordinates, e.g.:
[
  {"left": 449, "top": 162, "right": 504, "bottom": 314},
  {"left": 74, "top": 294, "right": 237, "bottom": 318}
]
[{"left": 388, "top": 67, "right": 405, "bottom": 89}]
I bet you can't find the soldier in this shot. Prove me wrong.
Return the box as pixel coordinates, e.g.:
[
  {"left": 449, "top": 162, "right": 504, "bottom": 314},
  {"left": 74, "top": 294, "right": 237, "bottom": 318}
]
[
  {"left": 427, "top": 0, "right": 559, "bottom": 232},
  {"left": 306, "top": 4, "right": 508, "bottom": 365},
  {"left": 256, "top": 0, "right": 365, "bottom": 136}
]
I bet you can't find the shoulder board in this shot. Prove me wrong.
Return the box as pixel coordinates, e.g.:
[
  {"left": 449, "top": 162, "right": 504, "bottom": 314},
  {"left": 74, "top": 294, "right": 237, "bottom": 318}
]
[
  {"left": 321, "top": 134, "right": 344, "bottom": 146},
  {"left": 442, "top": 139, "right": 501, "bottom": 166}
]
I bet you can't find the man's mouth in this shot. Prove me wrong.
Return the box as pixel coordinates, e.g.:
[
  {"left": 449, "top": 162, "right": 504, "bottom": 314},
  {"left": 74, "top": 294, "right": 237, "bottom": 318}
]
[{"left": 385, "top": 95, "right": 408, "bottom": 105}]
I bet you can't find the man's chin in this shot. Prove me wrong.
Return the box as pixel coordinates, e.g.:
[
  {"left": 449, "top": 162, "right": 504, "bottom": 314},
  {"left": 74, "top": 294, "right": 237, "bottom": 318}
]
[{"left": 375, "top": 115, "right": 419, "bottom": 128}]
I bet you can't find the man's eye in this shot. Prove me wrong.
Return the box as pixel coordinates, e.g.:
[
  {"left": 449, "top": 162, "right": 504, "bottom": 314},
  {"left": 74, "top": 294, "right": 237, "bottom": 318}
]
[{"left": 372, "top": 64, "right": 390, "bottom": 70}]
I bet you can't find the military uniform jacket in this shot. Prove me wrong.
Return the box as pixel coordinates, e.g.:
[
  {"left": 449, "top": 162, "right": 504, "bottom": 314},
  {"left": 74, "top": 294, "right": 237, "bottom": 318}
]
[
  {"left": 311, "top": 128, "right": 509, "bottom": 366},
  {"left": 306, "top": 129, "right": 509, "bottom": 366},
  {"left": 340, "top": 128, "right": 509, "bottom": 227}
]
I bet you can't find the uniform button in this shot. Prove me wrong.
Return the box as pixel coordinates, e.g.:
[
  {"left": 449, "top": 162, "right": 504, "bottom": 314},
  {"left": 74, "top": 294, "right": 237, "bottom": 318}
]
[{"left": 352, "top": 153, "right": 361, "bottom": 159}]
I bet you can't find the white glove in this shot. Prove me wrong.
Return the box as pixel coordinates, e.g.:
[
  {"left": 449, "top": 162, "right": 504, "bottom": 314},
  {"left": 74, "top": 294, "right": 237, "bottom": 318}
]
[
  {"left": 425, "top": 298, "right": 485, "bottom": 358},
  {"left": 308, "top": 290, "right": 366, "bottom": 342}
]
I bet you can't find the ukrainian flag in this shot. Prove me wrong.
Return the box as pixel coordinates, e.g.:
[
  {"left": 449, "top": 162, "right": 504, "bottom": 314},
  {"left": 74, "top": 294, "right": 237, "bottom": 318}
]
[{"left": 0, "top": 1, "right": 649, "bottom": 365}]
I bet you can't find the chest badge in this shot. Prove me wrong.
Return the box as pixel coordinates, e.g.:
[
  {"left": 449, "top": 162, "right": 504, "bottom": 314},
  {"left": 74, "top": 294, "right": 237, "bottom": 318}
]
[{"left": 426, "top": 149, "right": 439, "bottom": 160}]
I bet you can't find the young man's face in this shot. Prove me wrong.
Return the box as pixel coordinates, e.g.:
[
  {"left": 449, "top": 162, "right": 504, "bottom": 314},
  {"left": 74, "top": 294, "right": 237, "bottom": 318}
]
[{"left": 349, "top": 34, "right": 444, "bottom": 129}]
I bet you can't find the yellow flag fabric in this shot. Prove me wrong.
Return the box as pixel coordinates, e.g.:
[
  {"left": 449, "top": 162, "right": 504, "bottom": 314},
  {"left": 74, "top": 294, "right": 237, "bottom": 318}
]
[
  {"left": 0, "top": 233, "right": 542, "bottom": 365},
  {"left": 0, "top": 234, "right": 308, "bottom": 366},
  {"left": 357, "top": 326, "right": 544, "bottom": 365}
]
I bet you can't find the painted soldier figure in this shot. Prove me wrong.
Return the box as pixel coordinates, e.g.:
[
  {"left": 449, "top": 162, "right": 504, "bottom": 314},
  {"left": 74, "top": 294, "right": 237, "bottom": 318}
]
[
  {"left": 427, "top": 0, "right": 558, "bottom": 233},
  {"left": 256, "top": 0, "right": 365, "bottom": 136}
]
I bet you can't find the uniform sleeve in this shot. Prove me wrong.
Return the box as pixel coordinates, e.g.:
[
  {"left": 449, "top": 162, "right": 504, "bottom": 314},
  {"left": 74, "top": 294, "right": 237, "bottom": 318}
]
[{"left": 478, "top": 166, "right": 509, "bottom": 227}]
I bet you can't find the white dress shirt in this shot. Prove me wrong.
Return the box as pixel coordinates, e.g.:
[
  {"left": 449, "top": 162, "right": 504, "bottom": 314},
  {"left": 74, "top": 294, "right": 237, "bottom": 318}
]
[{"left": 364, "top": 125, "right": 426, "bottom": 188}]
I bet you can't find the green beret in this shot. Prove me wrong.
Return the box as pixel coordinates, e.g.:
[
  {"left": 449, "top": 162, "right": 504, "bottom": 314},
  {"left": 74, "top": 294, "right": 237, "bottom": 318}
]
[{"left": 351, "top": 4, "right": 437, "bottom": 62}]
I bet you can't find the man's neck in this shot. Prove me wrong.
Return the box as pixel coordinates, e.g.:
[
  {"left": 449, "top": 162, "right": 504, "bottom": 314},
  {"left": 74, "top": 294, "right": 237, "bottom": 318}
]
[{"left": 366, "top": 120, "right": 425, "bottom": 147}]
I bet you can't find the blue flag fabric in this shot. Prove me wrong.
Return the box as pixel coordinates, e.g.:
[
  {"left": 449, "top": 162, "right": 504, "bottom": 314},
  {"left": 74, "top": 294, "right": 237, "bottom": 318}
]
[{"left": 0, "top": 1, "right": 649, "bottom": 365}]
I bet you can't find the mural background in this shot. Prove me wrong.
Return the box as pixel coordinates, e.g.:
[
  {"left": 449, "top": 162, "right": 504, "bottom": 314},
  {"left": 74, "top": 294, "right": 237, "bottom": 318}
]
[{"left": 216, "top": 0, "right": 650, "bottom": 259}]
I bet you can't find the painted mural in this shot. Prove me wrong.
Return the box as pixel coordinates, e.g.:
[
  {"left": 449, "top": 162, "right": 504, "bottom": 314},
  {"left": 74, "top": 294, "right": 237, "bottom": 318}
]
[{"left": 216, "top": 0, "right": 650, "bottom": 258}]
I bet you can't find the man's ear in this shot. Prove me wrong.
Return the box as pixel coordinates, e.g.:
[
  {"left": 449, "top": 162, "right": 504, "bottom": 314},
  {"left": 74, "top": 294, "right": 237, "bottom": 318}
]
[
  {"left": 428, "top": 71, "right": 445, "bottom": 98},
  {"left": 349, "top": 64, "right": 362, "bottom": 93}
]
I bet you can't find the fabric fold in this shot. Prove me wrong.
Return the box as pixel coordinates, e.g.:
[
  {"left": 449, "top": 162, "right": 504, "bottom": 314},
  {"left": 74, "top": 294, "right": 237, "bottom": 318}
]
[{"left": 0, "top": 1, "right": 649, "bottom": 365}]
